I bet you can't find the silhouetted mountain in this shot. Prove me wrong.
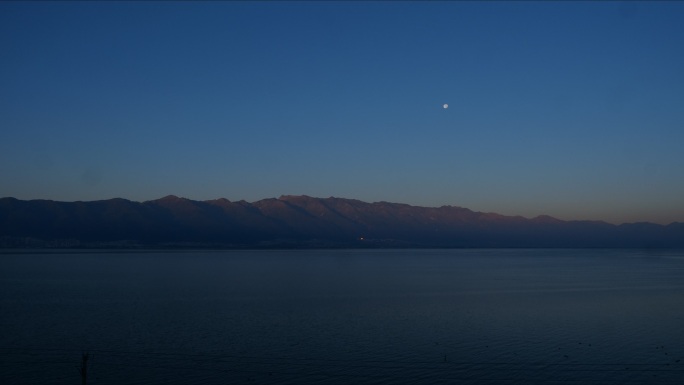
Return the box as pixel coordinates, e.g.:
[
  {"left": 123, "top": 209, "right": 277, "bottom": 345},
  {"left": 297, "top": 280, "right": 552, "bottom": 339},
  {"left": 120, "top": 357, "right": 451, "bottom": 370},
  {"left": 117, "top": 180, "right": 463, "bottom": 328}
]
[{"left": 1, "top": 195, "right": 682, "bottom": 248}]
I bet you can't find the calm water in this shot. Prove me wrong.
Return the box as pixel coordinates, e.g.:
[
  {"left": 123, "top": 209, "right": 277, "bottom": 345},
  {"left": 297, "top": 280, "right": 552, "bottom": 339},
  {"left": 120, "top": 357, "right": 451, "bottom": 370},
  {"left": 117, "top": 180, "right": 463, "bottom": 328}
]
[{"left": 2, "top": 249, "right": 684, "bottom": 384}]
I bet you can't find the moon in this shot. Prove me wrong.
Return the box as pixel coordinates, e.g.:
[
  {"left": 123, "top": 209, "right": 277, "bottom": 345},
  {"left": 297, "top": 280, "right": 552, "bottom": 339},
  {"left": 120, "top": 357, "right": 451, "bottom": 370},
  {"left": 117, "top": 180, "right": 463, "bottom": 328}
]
[{"left": 443, "top": 103, "right": 448, "bottom": 109}]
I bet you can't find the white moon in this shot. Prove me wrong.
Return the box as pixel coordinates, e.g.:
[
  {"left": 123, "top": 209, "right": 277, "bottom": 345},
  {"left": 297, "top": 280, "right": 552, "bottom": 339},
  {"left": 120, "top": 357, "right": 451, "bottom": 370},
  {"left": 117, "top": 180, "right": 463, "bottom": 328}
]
[{"left": 443, "top": 104, "right": 448, "bottom": 109}]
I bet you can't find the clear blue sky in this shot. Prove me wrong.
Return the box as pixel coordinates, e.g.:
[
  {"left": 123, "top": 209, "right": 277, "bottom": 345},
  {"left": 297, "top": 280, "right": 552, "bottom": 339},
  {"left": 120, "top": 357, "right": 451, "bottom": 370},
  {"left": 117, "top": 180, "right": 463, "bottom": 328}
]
[{"left": 1, "top": 1, "right": 683, "bottom": 224}]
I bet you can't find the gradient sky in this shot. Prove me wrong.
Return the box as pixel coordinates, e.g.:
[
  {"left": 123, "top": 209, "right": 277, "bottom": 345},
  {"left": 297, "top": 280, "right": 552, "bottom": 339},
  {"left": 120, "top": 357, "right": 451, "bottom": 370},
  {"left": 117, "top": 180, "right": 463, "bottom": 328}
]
[{"left": 1, "top": 1, "right": 683, "bottom": 224}]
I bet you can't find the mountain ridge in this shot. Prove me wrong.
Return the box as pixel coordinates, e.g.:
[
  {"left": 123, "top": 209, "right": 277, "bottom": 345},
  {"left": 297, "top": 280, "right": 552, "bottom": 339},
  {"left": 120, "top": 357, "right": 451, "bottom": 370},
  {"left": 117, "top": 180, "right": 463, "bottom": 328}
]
[{"left": 0, "top": 195, "right": 682, "bottom": 248}]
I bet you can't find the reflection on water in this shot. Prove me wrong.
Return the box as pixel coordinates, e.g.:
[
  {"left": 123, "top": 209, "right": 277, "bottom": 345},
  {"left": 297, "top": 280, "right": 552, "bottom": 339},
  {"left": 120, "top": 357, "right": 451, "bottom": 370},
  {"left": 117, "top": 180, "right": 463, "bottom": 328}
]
[{"left": 1, "top": 249, "right": 684, "bottom": 384}]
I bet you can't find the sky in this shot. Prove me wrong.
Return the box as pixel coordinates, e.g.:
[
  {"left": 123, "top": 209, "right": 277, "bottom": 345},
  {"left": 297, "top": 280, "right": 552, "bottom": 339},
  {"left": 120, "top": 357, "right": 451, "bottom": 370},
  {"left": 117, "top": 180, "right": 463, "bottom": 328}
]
[{"left": 1, "top": 1, "right": 683, "bottom": 225}]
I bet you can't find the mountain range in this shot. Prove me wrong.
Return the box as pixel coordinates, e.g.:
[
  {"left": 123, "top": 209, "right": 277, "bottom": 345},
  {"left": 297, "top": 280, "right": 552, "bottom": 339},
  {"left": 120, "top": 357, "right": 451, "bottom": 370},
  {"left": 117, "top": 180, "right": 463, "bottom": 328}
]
[{"left": 1, "top": 195, "right": 683, "bottom": 248}]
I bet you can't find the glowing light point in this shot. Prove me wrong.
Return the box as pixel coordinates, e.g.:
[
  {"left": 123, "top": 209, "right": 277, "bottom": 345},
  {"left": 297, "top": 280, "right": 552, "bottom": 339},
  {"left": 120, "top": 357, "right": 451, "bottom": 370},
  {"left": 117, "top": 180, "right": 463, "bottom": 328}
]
[{"left": 443, "top": 104, "right": 448, "bottom": 109}]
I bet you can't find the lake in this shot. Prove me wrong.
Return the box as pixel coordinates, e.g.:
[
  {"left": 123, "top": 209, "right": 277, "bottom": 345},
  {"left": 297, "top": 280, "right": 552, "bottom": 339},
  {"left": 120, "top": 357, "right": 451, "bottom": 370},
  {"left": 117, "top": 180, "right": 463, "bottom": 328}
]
[{"left": 2, "top": 249, "right": 684, "bottom": 384}]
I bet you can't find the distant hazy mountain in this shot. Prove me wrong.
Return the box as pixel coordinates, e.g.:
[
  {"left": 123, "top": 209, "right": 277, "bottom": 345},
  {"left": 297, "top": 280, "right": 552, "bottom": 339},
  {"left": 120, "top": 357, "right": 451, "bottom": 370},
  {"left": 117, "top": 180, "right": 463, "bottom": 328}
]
[{"left": 1, "top": 195, "right": 683, "bottom": 248}]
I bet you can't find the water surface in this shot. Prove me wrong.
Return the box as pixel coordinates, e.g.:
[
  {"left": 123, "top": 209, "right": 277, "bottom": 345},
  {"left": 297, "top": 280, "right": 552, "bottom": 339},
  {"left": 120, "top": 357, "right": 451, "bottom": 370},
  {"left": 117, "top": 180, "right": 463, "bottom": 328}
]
[{"left": 2, "top": 249, "right": 684, "bottom": 384}]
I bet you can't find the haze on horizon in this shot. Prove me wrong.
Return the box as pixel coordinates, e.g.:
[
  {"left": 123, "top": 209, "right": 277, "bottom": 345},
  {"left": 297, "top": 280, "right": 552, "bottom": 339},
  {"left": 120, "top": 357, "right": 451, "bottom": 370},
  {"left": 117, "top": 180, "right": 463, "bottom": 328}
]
[{"left": 1, "top": 1, "right": 683, "bottom": 225}]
